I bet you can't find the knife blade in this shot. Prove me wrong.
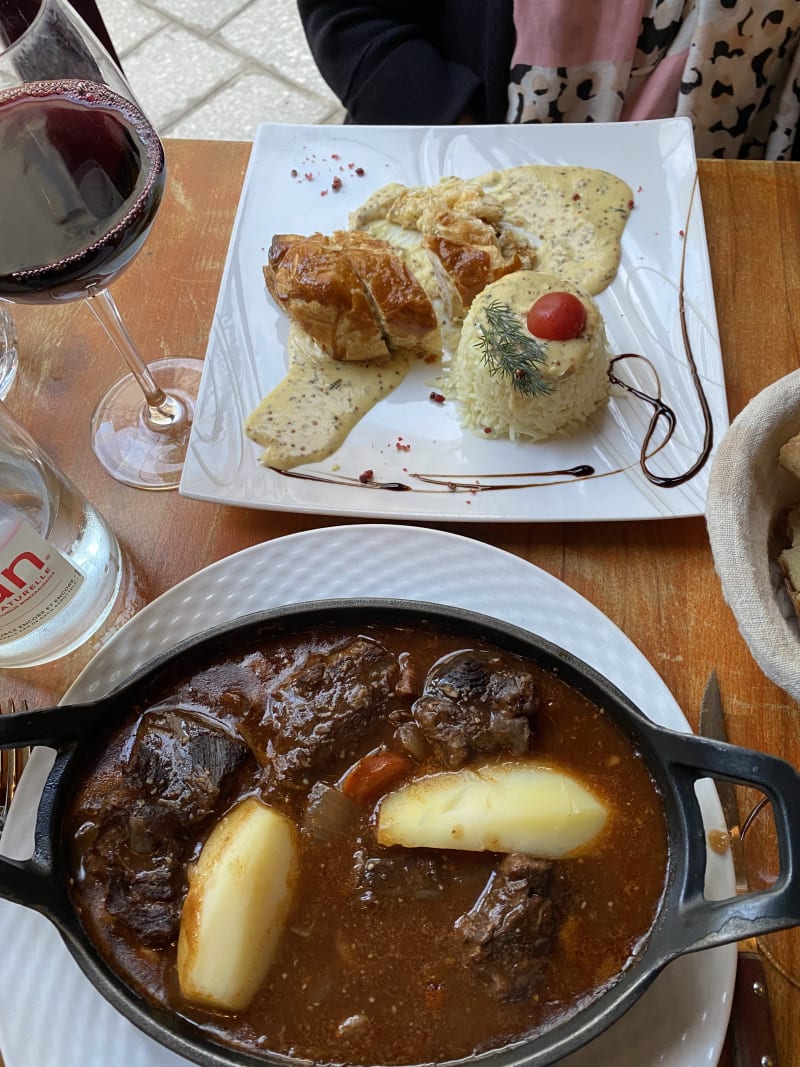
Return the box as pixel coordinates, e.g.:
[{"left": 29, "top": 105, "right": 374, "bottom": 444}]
[{"left": 699, "top": 670, "right": 780, "bottom": 1067}]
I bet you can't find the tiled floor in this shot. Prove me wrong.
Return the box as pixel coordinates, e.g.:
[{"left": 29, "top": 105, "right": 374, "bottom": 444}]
[{"left": 94, "top": 0, "right": 345, "bottom": 139}]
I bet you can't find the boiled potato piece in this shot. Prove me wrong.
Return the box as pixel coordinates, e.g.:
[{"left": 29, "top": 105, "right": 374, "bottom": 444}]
[
  {"left": 177, "top": 797, "right": 299, "bottom": 1012},
  {"left": 376, "top": 761, "right": 607, "bottom": 857}
]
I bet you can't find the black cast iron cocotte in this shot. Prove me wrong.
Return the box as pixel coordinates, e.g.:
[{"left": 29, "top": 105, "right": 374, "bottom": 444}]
[{"left": 0, "top": 599, "right": 799, "bottom": 1067}]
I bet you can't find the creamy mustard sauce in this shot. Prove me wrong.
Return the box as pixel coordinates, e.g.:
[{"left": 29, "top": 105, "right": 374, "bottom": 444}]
[
  {"left": 480, "top": 166, "right": 632, "bottom": 295},
  {"left": 245, "top": 328, "right": 413, "bottom": 469}
]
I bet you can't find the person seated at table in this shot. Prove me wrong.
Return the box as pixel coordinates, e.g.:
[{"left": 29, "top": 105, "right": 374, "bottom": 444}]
[{"left": 297, "top": 0, "right": 800, "bottom": 159}]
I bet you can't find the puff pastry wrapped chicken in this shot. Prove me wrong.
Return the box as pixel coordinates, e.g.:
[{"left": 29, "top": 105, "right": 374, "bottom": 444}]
[{"left": 264, "top": 229, "right": 440, "bottom": 363}]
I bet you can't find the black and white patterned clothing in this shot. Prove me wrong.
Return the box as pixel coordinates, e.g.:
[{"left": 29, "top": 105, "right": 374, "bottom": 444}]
[{"left": 507, "top": 0, "right": 800, "bottom": 158}]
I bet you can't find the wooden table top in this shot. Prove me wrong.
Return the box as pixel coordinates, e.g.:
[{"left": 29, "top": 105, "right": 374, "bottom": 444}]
[{"left": 3, "top": 139, "right": 799, "bottom": 1067}]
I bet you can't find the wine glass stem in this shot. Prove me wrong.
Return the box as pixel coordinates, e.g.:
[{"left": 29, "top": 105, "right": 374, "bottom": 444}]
[{"left": 86, "top": 289, "right": 188, "bottom": 431}]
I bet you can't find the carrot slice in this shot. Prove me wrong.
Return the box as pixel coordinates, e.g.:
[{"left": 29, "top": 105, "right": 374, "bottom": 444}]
[{"left": 341, "top": 750, "right": 413, "bottom": 806}]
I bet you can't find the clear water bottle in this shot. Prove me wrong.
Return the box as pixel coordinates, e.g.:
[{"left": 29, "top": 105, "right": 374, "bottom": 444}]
[
  {"left": 0, "top": 306, "right": 17, "bottom": 400},
  {"left": 0, "top": 400, "right": 126, "bottom": 667}
]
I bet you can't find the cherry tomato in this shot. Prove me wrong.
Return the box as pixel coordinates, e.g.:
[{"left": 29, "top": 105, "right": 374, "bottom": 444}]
[{"left": 526, "top": 292, "right": 587, "bottom": 341}]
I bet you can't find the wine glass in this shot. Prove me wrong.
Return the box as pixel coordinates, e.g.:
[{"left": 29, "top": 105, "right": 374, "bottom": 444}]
[
  {"left": 0, "top": 0, "right": 203, "bottom": 490},
  {"left": 0, "top": 304, "right": 18, "bottom": 398}
]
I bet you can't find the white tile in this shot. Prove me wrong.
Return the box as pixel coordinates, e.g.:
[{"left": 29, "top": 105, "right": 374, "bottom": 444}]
[
  {"left": 146, "top": 0, "right": 252, "bottom": 33},
  {"left": 121, "top": 25, "right": 243, "bottom": 131},
  {"left": 166, "top": 71, "right": 337, "bottom": 139},
  {"left": 94, "top": 0, "right": 165, "bottom": 56},
  {"left": 219, "top": 0, "right": 337, "bottom": 101}
]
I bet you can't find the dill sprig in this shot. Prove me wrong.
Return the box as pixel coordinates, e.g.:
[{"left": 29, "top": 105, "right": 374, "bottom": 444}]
[{"left": 474, "top": 300, "right": 553, "bottom": 398}]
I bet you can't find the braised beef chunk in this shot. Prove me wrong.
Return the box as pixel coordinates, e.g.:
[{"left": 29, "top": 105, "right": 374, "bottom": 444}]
[
  {"left": 76, "top": 806, "right": 186, "bottom": 947},
  {"left": 412, "top": 651, "right": 538, "bottom": 767},
  {"left": 183, "top": 657, "right": 268, "bottom": 719},
  {"left": 76, "top": 712, "right": 254, "bottom": 946},
  {"left": 103, "top": 847, "right": 183, "bottom": 944},
  {"left": 130, "top": 709, "right": 250, "bottom": 823},
  {"left": 242, "top": 637, "right": 399, "bottom": 791},
  {"left": 354, "top": 848, "right": 445, "bottom": 904},
  {"left": 456, "top": 854, "right": 556, "bottom": 1001}
]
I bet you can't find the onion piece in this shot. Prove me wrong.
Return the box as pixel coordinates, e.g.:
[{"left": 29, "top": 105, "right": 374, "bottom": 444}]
[
  {"left": 128, "top": 815, "right": 153, "bottom": 855},
  {"left": 303, "top": 782, "right": 360, "bottom": 844},
  {"left": 393, "top": 722, "right": 429, "bottom": 762}
]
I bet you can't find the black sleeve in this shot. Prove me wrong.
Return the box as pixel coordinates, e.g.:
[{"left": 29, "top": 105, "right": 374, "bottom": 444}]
[
  {"left": 67, "top": 0, "right": 121, "bottom": 66},
  {"left": 297, "top": 1, "right": 482, "bottom": 124}
]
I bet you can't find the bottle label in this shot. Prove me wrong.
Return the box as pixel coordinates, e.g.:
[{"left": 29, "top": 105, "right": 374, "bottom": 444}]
[{"left": 0, "top": 518, "right": 84, "bottom": 643}]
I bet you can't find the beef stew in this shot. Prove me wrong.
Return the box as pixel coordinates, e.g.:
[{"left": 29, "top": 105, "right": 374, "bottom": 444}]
[{"left": 64, "top": 612, "right": 668, "bottom": 1066}]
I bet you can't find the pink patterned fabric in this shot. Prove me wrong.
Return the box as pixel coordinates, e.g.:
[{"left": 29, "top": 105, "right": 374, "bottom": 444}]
[
  {"left": 511, "top": 0, "right": 647, "bottom": 65},
  {"left": 507, "top": 0, "right": 800, "bottom": 159}
]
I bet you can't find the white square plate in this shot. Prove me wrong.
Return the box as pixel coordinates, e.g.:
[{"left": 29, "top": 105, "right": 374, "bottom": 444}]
[{"left": 180, "top": 119, "right": 727, "bottom": 522}]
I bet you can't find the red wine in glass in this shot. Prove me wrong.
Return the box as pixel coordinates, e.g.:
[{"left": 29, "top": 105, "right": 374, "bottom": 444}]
[
  {"left": 1, "top": 0, "right": 204, "bottom": 490},
  {"left": 0, "top": 79, "right": 165, "bottom": 302},
  {"left": 0, "top": 82, "right": 201, "bottom": 491}
]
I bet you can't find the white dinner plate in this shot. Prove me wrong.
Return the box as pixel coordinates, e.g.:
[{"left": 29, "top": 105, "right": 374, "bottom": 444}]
[
  {"left": 180, "top": 120, "right": 727, "bottom": 523},
  {"left": 0, "top": 525, "right": 734, "bottom": 1067}
]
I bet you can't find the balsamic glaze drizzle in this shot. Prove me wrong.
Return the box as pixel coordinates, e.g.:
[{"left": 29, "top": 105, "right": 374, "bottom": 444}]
[
  {"left": 271, "top": 464, "right": 595, "bottom": 494},
  {"left": 271, "top": 468, "right": 413, "bottom": 491},
  {"left": 411, "top": 464, "right": 595, "bottom": 493},
  {"left": 606, "top": 175, "right": 713, "bottom": 489}
]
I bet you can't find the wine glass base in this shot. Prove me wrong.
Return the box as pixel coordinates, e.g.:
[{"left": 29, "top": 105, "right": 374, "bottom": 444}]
[
  {"left": 0, "top": 353, "right": 18, "bottom": 401},
  {"left": 0, "top": 305, "right": 18, "bottom": 400},
  {"left": 90, "top": 357, "right": 203, "bottom": 490}
]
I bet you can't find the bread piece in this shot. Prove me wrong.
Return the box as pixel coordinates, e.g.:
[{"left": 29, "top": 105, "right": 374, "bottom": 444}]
[
  {"left": 264, "top": 233, "right": 389, "bottom": 363},
  {"left": 778, "top": 505, "right": 800, "bottom": 615},
  {"left": 779, "top": 545, "right": 800, "bottom": 614},
  {"left": 779, "top": 433, "right": 800, "bottom": 478}
]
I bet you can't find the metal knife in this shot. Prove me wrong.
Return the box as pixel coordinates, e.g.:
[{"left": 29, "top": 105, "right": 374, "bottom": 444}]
[{"left": 699, "top": 670, "right": 780, "bottom": 1067}]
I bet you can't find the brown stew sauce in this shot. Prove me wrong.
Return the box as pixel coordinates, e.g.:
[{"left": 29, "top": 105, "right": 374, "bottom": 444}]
[{"left": 65, "top": 618, "right": 668, "bottom": 1066}]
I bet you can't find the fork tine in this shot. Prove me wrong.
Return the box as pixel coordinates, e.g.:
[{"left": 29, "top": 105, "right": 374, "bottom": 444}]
[
  {"left": 0, "top": 697, "right": 31, "bottom": 823},
  {"left": 3, "top": 750, "right": 12, "bottom": 819},
  {"left": 0, "top": 749, "right": 9, "bottom": 826}
]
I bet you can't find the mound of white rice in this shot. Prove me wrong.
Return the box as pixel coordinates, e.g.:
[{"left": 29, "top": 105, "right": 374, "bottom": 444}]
[{"left": 450, "top": 271, "right": 610, "bottom": 441}]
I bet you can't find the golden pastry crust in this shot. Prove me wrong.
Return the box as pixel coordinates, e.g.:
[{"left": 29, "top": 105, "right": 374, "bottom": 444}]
[
  {"left": 332, "top": 230, "right": 440, "bottom": 359},
  {"left": 264, "top": 231, "right": 440, "bottom": 363},
  {"left": 424, "top": 234, "right": 523, "bottom": 311},
  {"left": 349, "top": 177, "right": 537, "bottom": 318},
  {"left": 265, "top": 233, "right": 389, "bottom": 363},
  {"left": 383, "top": 177, "right": 506, "bottom": 231}
]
